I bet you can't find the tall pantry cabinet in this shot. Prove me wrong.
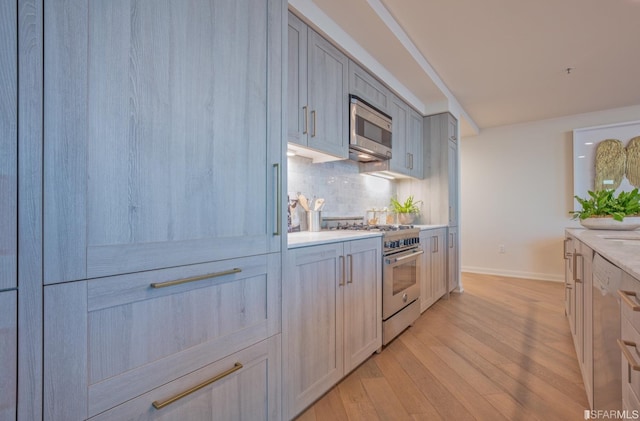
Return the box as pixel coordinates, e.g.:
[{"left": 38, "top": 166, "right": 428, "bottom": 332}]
[
  {"left": 425, "top": 113, "right": 460, "bottom": 292},
  {"left": 40, "top": 0, "right": 286, "bottom": 419},
  {"left": 0, "top": 0, "right": 18, "bottom": 419}
]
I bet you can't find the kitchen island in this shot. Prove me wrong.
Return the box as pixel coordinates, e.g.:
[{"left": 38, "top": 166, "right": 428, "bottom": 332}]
[{"left": 566, "top": 228, "right": 640, "bottom": 279}]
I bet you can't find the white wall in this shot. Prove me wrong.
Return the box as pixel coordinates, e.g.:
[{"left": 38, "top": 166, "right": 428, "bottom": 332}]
[{"left": 460, "top": 104, "right": 640, "bottom": 281}]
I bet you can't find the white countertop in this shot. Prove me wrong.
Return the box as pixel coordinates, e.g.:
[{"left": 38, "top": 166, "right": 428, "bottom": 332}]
[
  {"left": 566, "top": 228, "right": 640, "bottom": 279},
  {"left": 288, "top": 230, "right": 383, "bottom": 249},
  {"left": 288, "top": 225, "right": 449, "bottom": 249}
]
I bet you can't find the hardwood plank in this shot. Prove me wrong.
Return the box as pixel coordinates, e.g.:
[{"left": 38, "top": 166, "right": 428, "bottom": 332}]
[{"left": 299, "top": 273, "right": 589, "bottom": 421}]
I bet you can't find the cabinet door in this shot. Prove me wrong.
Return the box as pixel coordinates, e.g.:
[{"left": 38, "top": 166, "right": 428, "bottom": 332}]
[
  {"left": 44, "top": 0, "right": 283, "bottom": 283},
  {"left": 419, "top": 230, "right": 434, "bottom": 312},
  {"left": 286, "top": 243, "right": 344, "bottom": 417},
  {"left": 0, "top": 291, "right": 17, "bottom": 420},
  {"left": 448, "top": 140, "right": 458, "bottom": 226},
  {"left": 44, "top": 254, "right": 280, "bottom": 419},
  {"left": 389, "top": 95, "right": 409, "bottom": 175},
  {"left": 0, "top": 0, "right": 17, "bottom": 291},
  {"left": 343, "top": 238, "right": 382, "bottom": 372},
  {"left": 307, "top": 29, "right": 348, "bottom": 158},
  {"left": 432, "top": 229, "right": 448, "bottom": 301},
  {"left": 448, "top": 226, "right": 459, "bottom": 292},
  {"left": 287, "top": 12, "right": 308, "bottom": 146},
  {"left": 89, "top": 336, "right": 281, "bottom": 421},
  {"left": 409, "top": 107, "right": 424, "bottom": 179},
  {"left": 348, "top": 60, "right": 391, "bottom": 114},
  {"left": 448, "top": 113, "right": 458, "bottom": 143}
]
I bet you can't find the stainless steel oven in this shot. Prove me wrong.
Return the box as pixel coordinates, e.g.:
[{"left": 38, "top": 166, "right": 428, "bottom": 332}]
[{"left": 382, "top": 228, "right": 422, "bottom": 345}]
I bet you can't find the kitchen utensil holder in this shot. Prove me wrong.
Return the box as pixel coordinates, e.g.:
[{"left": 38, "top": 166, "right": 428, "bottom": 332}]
[{"left": 307, "top": 211, "right": 322, "bottom": 232}]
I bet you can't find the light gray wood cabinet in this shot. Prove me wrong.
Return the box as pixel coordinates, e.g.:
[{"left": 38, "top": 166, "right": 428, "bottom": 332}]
[
  {"left": 1, "top": 2, "right": 18, "bottom": 419},
  {"left": 0, "top": 291, "right": 17, "bottom": 421},
  {"left": 44, "top": 253, "right": 281, "bottom": 420},
  {"left": 89, "top": 335, "right": 281, "bottom": 421},
  {"left": 563, "top": 236, "right": 575, "bottom": 326},
  {"left": 0, "top": 0, "right": 17, "bottom": 292},
  {"left": 285, "top": 237, "right": 381, "bottom": 418},
  {"left": 287, "top": 12, "right": 349, "bottom": 159},
  {"left": 44, "top": 0, "right": 284, "bottom": 284},
  {"left": 419, "top": 227, "right": 447, "bottom": 312},
  {"left": 425, "top": 113, "right": 459, "bottom": 226},
  {"left": 447, "top": 226, "right": 459, "bottom": 292},
  {"left": 389, "top": 95, "right": 423, "bottom": 179},
  {"left": 348, "top": 60, "right": 391, "bottom": 114}
]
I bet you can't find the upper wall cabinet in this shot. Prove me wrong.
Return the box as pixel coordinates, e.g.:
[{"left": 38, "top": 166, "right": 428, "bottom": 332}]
[
  {"left": 44, "top": 0, "right": 284, "bottom": 283},
  {"left": 388, "top": 95, "right": 423, "bottom": 179},
  {"left": 287, "top": 12, "right": 348, "bottom": 160},
  {"left": 348, "top": 60, "right": 391, "bottom": 115},
  {"left": 0, "top": 0, "right": 17, "bottom": 291}
]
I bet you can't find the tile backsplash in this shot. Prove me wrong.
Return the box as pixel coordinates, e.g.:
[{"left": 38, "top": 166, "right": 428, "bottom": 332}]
[{"left": 287, "top": 155, "right": 396, "bottom": 221}]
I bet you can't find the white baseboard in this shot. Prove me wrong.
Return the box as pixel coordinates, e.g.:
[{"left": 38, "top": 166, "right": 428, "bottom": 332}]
[{"left": 462, "top": 266, "right": 564, "bottom": 283}]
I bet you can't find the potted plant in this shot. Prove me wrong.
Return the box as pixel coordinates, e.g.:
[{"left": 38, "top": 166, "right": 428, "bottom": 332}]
[
  {"left": 390, "top": 195, "right": 422, "bottom": 225},
  {"left": 570, "top": 188, "right": 640, "bottom": 230}
]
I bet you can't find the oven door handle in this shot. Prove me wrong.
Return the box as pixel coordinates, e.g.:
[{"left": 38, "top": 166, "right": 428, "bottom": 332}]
[{"left": 386, "top": 249, "right": 423, "bottom": 264}]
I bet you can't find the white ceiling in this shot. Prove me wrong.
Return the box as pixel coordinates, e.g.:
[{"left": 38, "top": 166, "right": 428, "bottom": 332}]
[{"left": 295, "top": 0, "right": 640, "bottom": 136}]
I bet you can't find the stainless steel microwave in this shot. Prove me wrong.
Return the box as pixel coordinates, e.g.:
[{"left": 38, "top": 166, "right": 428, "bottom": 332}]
[{"left": 349, "top": 95, "right": 392, "bottom": 162}]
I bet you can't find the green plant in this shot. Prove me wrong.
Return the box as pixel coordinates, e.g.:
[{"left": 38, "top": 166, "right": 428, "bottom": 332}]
[
  {"left": 390, "top": 195, "right": 422, "bottom": 214},
  {"left": 570, "top": 188, "right": 640, "bottom": 221}
]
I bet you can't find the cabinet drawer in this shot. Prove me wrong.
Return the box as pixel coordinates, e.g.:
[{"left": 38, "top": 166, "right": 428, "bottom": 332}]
[
  {"left": 45, "top": 253, "right": 281, "bottom": 419},
  {"left": 620, "top": 282, "right": 640, "bottom": 330},
  {"left": 90, "top": 335, "right": 281, "bottom": 421},
  {"left": 620, "top": 316, "right": 640, "bottom": 406}
]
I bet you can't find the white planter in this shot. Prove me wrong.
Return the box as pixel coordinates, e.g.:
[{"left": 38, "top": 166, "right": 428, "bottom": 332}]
[
  {"left": 397, "top": 213, "right": 416, "bottom": 225},
  {"left": 579, "top": 216, "right": 640, "bottom": 230}
]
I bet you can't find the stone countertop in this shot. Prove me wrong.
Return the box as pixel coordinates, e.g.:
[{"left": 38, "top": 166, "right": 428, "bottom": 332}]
[
  {"left": 288, "top": 230, "right": 383, "bottom": 249},
  {"left": 566, "top": 228, "right": 640, "bottom": 279}
]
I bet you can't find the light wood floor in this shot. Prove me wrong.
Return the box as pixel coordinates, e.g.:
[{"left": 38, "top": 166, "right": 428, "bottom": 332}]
[{"left": 296, "top": 272, "right": 588, "bottom": 421}]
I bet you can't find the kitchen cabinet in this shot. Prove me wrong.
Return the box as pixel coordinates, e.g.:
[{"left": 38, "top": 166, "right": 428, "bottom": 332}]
[
  {"left": 564, "top": 233, "right": 594, "bottom": 408},
  {"left": 44, "top": 0, "right": 284, "bottom": 284},
  {"left": 388, "top": 95, "right": 423, "bottom": 179},
  {"left": 0, "top": 0, "right": 17, "bottom": 292},
  {"left": 1, "top": 2, "right": 18, "bottom": 419},
  {"left": 44, "top": 253, "right": 281, "bottom": 420},
  {"left": 425, "top": 112, "right": 459, "bottom": 226},
  {"left": 419, "top": 228, "right": 447, "bottom": 312},
  {"left": 88, "top": 336, "right": 281, "bottom": 421},
  {"left": 287, "top": 12, "right": 349, "bottom": 160},
  {"left": 284, "top": 237, "right": 382, "bottom": 418},
  {"left": 348, "top": 60, "right": 391, "bottom": 114},
  {"left": 0, "top": 291, "right": 17, "bottom": 420},
  {"left": 447, "top": 226, "right": 459, "bottom": 292},
  {"left": 620, "top": 271, "right": 640, "bottom": 413}
]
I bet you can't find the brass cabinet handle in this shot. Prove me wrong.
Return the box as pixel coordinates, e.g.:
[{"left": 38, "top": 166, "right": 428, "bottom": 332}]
[
  {"left": 150, "top": 268, "right": 241, "bottom": 289},
  {"left": 347, "top": 254, "right": 353, "bottom": 284},
  {"left": 273, "top": 163, "right": 281, "bottom": 236},
  {"left": 152, "top": 362, "right": 243, "bottom": 409},
  {"left": 339, "top": 255, "right": 345, "bottom": 286},
  {"left": 303, "top": 106, "right": 308, "bottom": 135},
  {"left": 311, "top": 110, "right": 316, "bottom": 137},
  {"left": 573, "top": 253, "right": 583, "bottom": 283},
  {"left": 618, "top": 340, "right": 640, "bottom": 372},
  {"left": 619, "top": 290, "right": 640, "bottom": 311}
]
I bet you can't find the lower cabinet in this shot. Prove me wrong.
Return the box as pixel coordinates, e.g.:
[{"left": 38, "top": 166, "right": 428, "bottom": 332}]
[
  {"left": 0, "top": 290, "right": 17, "bottom": 420},
  {"left": 419, "top": 228, "right": 447, "bottom": 312},
  {"left": 620, "top": 271, "right": 640, "bottom": 412},
  {"left": 284, "top": 237, "right": 382, "bottom": 418},
  {"left": 89, "top": 336, "right": 281, "bottom": 421},
  {"left": 447, "top": 226, "right": 459, "bottom": 292},
  {"left": 44, "top": 253, "right": 281, "bottom": 420}
]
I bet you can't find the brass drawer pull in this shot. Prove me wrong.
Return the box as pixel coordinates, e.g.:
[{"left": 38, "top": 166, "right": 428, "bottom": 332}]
[
  {"left": 150, "top": 268, "right": 242, "bottom": 289},
  {"left": 618, "top": 339, "right": 640, "bottom": 372},
  {"left": 152, "top": 362, "right": 243, "bottom": 409},
  {"left": 619, "top": 290, "right": 640, "bottom": 311}
]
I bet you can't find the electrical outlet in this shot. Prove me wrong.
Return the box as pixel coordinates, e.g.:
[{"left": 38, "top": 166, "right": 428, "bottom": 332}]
[{"left": 499, "top": 244, "right": 506, "bottom": 254}]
